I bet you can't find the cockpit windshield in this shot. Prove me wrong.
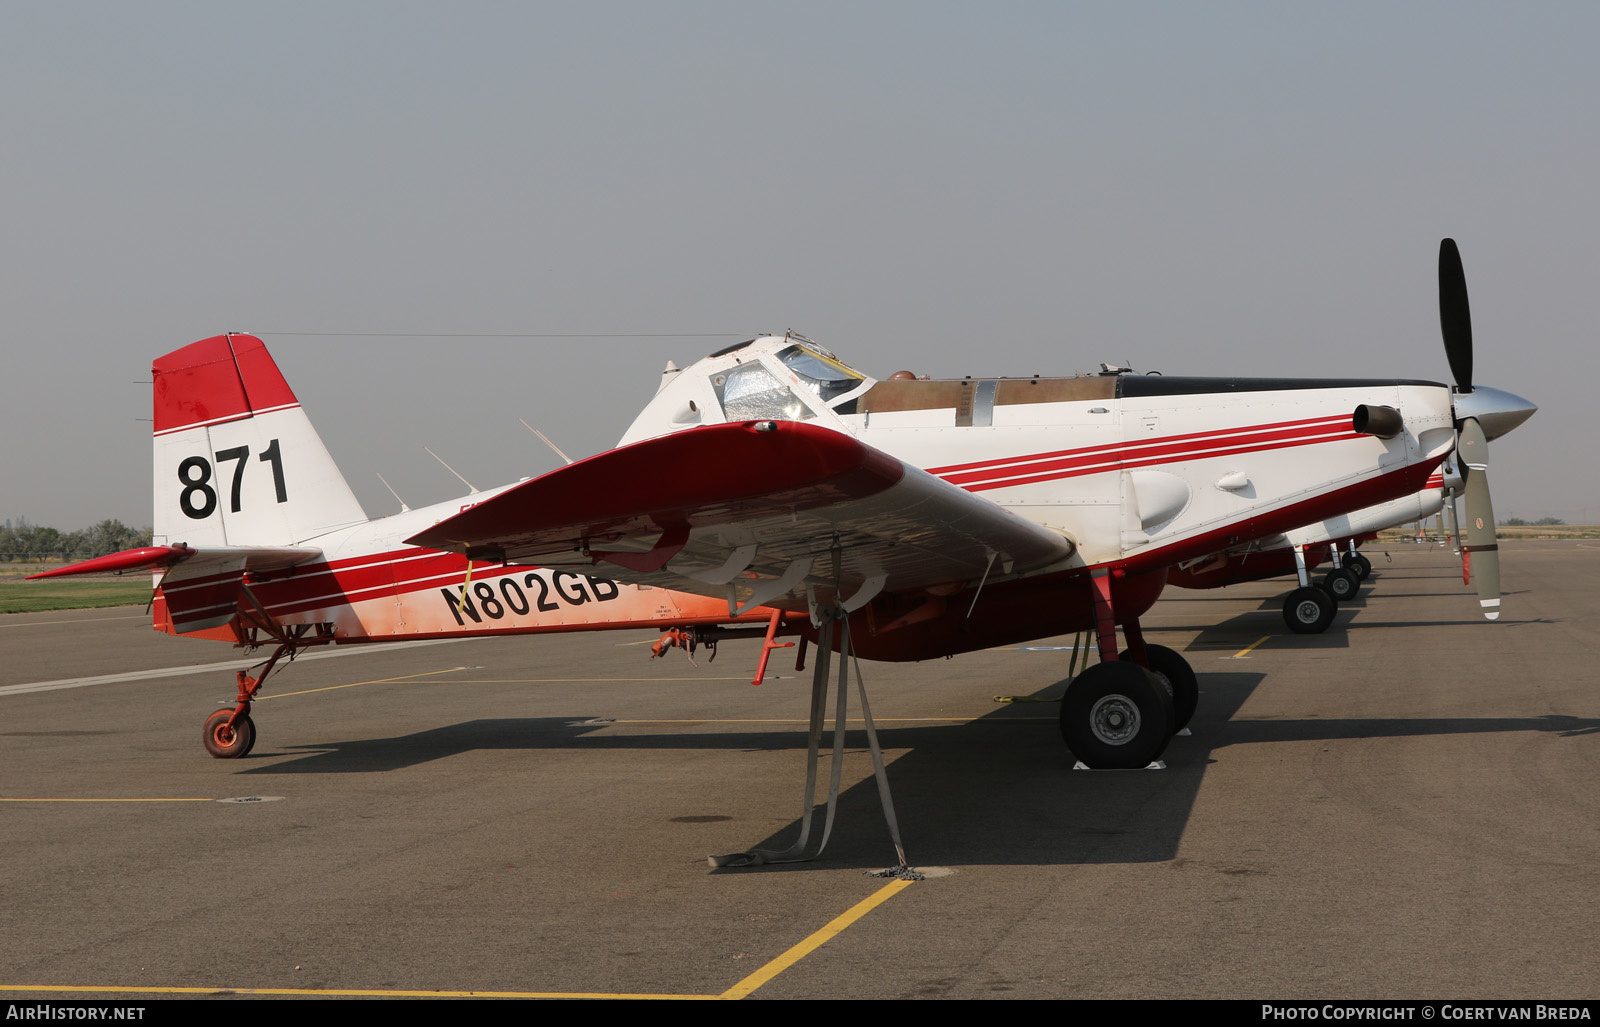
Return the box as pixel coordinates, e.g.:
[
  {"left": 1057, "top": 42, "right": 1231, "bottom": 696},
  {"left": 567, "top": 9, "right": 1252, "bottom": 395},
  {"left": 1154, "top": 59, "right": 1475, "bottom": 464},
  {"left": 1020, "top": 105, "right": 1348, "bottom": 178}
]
[{"left": 777, "top": 344, "right": 866, "bottom": 405}]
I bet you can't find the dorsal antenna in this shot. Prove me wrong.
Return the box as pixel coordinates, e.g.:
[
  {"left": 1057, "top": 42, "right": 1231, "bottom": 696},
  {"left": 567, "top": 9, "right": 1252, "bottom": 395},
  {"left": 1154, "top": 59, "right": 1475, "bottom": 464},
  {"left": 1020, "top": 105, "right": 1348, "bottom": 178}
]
[
  {"left": 375, "top": 472, "right": 411, "bottom": 512},
  {"left": 424, "top": 447, "right": 478, "bottom": 493},
  {"left": 521, "top": 419, "right": 574, "bottom": 465}
]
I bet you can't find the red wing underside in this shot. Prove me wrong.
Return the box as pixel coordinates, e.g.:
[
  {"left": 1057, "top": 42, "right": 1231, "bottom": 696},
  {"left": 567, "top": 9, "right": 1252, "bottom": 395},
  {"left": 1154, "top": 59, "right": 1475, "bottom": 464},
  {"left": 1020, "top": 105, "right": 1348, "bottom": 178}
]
[{"left": 406, "top": 421, "right": 1075, "bottom": 613}]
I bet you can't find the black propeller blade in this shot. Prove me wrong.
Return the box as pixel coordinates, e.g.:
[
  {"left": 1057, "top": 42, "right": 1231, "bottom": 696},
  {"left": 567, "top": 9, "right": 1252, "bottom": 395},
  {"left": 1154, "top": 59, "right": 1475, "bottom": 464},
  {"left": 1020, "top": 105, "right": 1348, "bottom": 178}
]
[
  {"left": 1439, "top": 238, "right": 1474, "bottom": 393},
  {"left": 1438, "top": 238, "right": 1500, "bottom": 620}
]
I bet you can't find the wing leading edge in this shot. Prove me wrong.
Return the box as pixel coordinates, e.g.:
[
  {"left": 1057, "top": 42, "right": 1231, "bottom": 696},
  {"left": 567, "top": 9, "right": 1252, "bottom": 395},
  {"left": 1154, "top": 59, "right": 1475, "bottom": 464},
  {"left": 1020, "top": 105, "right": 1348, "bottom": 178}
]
[{"left": 405, "top": 420, "right": 1076, "bottom": 613}]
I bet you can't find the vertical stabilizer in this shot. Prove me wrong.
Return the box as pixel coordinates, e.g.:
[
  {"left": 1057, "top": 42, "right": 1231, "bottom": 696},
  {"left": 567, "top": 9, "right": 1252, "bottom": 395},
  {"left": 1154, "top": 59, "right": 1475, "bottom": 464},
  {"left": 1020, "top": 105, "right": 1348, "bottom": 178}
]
[{"left": 152, "top": 333, "right": 368, "bottom": 547}]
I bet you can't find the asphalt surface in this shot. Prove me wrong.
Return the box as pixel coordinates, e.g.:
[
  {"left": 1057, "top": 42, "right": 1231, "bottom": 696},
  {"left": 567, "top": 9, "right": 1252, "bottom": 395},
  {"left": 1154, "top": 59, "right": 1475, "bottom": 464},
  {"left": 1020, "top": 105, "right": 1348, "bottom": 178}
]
[{"left": 2, "top": 541, "right": 1596, "bottom": 1000}]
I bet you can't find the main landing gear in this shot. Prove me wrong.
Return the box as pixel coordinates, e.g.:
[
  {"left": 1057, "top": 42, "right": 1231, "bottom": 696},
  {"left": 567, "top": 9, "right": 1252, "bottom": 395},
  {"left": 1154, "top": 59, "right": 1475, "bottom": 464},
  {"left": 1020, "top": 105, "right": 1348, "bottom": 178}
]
[{"left": 1059, "top": 572, "right": 1198, "bottom": 769}]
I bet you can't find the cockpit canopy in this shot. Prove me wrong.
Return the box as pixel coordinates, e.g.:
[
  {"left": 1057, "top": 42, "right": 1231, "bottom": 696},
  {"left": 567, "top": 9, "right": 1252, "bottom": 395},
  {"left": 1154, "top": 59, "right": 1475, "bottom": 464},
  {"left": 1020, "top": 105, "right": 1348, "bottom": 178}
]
[
  {"left": 619, "top": 335, "right": 874, "bottom": 446},
  {"left": 775, "top": 343, "right": 865, "bottom": 404},
  {"left": 712, "top": 342, "right": 867, "bottom": 422}
]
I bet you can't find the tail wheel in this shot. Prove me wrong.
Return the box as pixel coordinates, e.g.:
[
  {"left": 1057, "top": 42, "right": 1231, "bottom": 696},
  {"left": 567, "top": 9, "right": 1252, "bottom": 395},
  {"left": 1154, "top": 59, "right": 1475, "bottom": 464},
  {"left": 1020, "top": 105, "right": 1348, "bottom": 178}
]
[
  {"left": 1126, "top": 643, "right": 1198, "bottom": 732},
  {"left": 1283, "top": 585, "right": 1337, "bottom": 634},
  {"left": 203, "top": 710, "right": 255, "bottom": 759},
  {"left": 1061, "top": 661, "right": 1174, "bottom": 769}
]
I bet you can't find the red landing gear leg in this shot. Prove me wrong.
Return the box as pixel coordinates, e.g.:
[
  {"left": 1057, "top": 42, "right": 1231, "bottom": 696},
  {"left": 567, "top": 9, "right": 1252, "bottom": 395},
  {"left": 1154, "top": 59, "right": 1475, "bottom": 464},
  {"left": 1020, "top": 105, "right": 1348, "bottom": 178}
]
[
  {"left": 202, "top": 645, "right": 291, "bottom": 759},
  {"left": 1120, "top": 617, "right": 1150, "bottom": 668},
  {"left": 1088, "top": 570, "right": 1121, "bottom": 663}
]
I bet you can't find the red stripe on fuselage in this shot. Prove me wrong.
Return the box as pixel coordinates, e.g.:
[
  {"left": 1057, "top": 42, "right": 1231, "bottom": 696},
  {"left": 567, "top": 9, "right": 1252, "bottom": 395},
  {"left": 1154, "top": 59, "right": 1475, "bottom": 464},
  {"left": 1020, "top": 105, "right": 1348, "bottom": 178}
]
[
  {"left": 927, "top": 414, "right": 1350, "bottom": 479},
  {"left": 160, "top": 547, "right": 607, "bottom": 624},
  {"left": 933, "top": 418, "right": 1362, "bottom": 492}
]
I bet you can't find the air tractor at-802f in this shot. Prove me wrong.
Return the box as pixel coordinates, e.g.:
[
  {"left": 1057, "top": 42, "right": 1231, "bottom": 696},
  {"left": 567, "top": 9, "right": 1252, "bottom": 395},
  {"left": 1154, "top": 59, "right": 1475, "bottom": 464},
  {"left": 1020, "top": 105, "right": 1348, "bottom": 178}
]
[{"left": 36, "top": 240, "right": 1534, "bottom": 780}]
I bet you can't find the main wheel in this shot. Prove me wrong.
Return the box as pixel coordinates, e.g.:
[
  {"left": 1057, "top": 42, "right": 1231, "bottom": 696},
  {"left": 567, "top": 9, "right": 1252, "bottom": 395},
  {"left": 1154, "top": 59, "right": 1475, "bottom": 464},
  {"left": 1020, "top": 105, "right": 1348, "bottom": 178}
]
[
  {"left": 1322, "top": 567, "right": 1361, "bottom": 602},
  {"left": 203, "top": 710, "right": 255, "bottom": 759},
  {"left": 1349, "top": 553, "right": 1373, "bottom": 580},
  {"left": 1060, "top": 661, "right": 1174, "bottom": 769},
  {"left": 1282, "top": 585, "right": 1337, "bottom": 634},
  {"left": 1137, "top": 644, "right": 1198, "bottom": 732}
]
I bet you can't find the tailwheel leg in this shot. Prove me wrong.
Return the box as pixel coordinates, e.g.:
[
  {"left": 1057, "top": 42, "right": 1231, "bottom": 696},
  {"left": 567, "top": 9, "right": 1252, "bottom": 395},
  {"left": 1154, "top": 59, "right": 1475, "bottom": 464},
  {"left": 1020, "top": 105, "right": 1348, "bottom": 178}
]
[{"left": 203, "top": 645, "right": 291, "bottom": 759}]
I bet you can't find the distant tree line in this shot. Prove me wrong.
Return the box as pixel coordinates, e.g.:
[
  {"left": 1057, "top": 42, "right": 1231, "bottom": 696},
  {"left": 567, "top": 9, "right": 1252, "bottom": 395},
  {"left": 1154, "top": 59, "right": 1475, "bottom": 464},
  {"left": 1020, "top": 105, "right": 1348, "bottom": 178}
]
[
  {"left": 1501, "top": 517, "right": 1566, "bottom": 526},
  {"left": 0, "top": 520, "right": 152, "bottom": 563}
]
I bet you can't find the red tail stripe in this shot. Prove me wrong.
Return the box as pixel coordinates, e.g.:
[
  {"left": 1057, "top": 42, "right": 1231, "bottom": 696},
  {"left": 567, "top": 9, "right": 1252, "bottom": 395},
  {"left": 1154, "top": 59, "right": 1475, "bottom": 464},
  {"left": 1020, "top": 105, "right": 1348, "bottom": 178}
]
[{"left": 152, "top": 334, "right": 300, "bottom": 435}]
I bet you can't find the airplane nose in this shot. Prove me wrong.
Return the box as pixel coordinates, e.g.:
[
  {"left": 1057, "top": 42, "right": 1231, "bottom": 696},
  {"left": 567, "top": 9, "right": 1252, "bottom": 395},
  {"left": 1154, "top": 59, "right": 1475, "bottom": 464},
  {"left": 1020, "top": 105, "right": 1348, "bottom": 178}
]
[{"left": 1453, "top": 386, "right": 1537, "bottom": 441}]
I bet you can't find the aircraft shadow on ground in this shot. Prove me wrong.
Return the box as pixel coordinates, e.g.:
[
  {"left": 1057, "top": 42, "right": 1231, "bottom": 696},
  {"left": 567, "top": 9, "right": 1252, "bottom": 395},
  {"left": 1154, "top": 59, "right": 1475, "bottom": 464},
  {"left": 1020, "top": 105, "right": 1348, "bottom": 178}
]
[{"left": 231, "top": 646, "right": 1598, "bottom": 871}]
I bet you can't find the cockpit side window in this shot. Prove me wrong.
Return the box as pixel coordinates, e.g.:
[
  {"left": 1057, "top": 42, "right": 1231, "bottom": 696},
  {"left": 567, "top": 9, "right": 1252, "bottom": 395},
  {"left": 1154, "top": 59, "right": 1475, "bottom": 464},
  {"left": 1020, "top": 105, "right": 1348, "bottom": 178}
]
[
  {"left": 777, "top": 344, "right": 865, "bottom": 405},
  {"left": 713, "top": 363, "right": 817, "bottom": 421}
]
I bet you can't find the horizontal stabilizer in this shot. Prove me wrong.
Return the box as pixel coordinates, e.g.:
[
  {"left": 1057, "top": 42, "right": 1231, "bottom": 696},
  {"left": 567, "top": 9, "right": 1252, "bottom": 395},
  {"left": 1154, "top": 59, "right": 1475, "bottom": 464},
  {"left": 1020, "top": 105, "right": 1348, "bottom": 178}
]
[
  {"left": 30, "top": 544, "right": 324, "bottom": 634},
  {"left": 153, "top": 545, "right": 325, "bottom": 632},
  {"left": 26, "top": 546, "right": 194, "bottom": 579},
  {"left": 26, "top": 544, "right": 321, "bottom": 581}
]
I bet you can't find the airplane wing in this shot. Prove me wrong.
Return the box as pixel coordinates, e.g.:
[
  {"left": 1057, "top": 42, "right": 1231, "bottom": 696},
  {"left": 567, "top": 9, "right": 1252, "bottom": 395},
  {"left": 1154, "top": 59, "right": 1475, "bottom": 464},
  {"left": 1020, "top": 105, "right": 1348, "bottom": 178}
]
[{"left": 405, "top": 420, "right": 1076, "bottom": 614}]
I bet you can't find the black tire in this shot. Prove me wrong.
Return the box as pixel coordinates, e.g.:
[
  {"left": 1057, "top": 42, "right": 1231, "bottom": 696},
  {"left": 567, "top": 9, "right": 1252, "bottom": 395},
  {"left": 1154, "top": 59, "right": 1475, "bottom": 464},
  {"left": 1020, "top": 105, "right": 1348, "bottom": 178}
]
[
  {"left": 203, "top": 710, "right": 254, "bottom": 759},
  {"left": 1322, "top": 567, "right": 1360, "bottom": 602},
  {"left": 1282, "top": 585, "right": 1337, "bottom": 634},
  {"left": 1061, "top": 661, "right": 1174, "bottom": 768},
  {"left": 1139, "top": 644, "right": 1198, "bottom": 732},
  {"left": 1350, "top": 553, "right": 1373, "bottom": 580}
]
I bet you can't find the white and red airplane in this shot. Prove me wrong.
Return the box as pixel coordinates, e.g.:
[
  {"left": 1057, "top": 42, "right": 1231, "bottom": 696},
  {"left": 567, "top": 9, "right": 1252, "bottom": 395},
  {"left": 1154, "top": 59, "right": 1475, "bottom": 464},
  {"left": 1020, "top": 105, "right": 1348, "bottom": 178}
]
[{"left": 34, "top": 240, "right": 1534, "bottom": 774}]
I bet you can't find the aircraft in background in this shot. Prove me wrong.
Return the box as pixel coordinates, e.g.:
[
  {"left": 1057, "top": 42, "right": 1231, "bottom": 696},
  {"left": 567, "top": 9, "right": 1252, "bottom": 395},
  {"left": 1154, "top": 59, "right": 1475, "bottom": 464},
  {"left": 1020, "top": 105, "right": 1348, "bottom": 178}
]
[
  {"left": 1167, "top": 473, "right": 1449, "bottom": 632},
  {"left": 36, "top": 240, "right": 1534, "bottom": 774}
]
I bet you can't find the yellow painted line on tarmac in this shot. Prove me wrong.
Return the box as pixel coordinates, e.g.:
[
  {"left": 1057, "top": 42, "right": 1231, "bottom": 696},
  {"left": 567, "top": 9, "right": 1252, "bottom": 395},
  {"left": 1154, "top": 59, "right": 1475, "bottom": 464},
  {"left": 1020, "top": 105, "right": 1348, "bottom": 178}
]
[
  {"left": 443, "top": 677, "right": 755, "bottom": 683},
  {"left": 0, "top": 984, "right": 717, "bottom": 1000},
  {"left": 258, "top": 667, "right": 468, "bottom": 700},
  {"left": 0, "top": 798, "right": 214, "bottom": 803},
  {"left": 720, "top": 877, "right": 916, "bottom": 1000},
  {"left": 589, "top": 717, "right": 1018, "bottom": 724},
  {"left": 1227, "top": 636, "right": 1271, "bottom": 659},
  {"left": 2, "top": 877, "right": 917, "bottom": 1001}
]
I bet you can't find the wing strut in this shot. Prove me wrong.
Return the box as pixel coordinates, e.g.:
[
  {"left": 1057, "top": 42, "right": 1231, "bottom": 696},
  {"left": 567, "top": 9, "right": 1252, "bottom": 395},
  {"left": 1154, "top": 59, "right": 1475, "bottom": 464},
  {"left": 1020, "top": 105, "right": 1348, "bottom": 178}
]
[{"left": 708, "top": 553, "right": 919, "bottom": 877}]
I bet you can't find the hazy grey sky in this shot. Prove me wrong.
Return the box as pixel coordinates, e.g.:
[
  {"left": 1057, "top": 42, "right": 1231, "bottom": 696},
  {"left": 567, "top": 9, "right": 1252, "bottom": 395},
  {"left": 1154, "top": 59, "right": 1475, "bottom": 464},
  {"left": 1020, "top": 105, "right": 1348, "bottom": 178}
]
[{"left": 4, "top": 2, "right": 1594, "bottom": 528}]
